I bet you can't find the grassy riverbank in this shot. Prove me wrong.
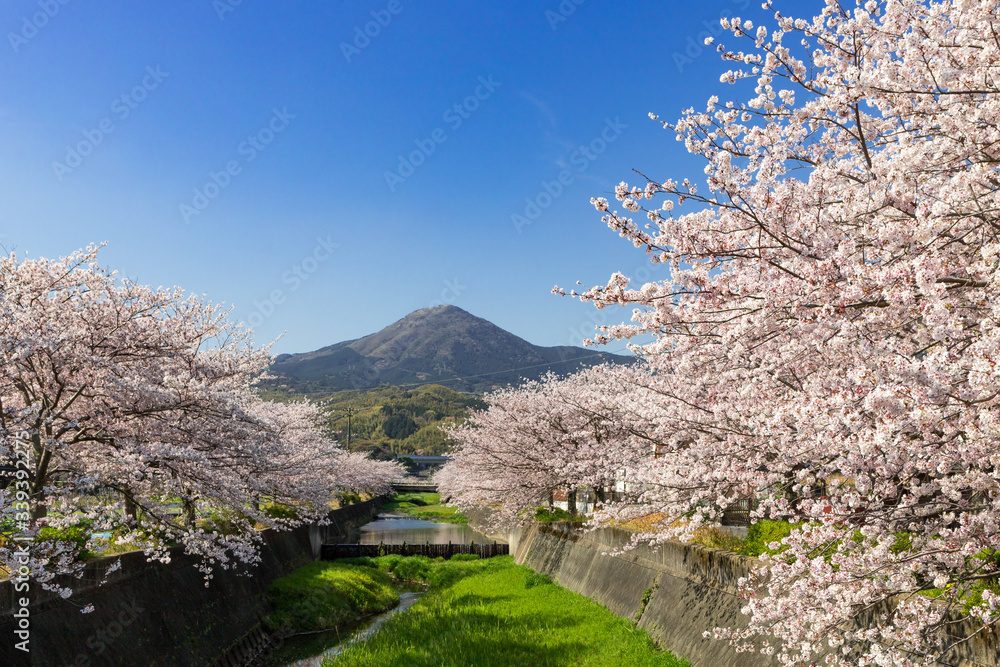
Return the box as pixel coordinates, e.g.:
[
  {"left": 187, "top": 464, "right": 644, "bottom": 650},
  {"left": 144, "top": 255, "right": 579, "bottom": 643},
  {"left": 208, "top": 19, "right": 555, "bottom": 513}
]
[
  {"left": 264, "top": 561, "right": 399, "bottom": 634},
  {"left": 323, "top": 555, "right": 688, "bottom": 667},
  {"left": 620, "top": 513, "right": 801, "bottom": 558},
  {"left": 382, "top": 492, "right": 468, "bottom": 524}
]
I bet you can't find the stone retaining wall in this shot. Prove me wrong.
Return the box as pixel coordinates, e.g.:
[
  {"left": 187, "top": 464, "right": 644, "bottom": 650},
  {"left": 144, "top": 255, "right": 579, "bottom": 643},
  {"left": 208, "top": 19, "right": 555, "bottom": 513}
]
[
  {"left": 512, "top": 523, "right": 1000, "bottom": 667},
  {"left": 0, "top": 498, "right": 384, "bottom": 667}
]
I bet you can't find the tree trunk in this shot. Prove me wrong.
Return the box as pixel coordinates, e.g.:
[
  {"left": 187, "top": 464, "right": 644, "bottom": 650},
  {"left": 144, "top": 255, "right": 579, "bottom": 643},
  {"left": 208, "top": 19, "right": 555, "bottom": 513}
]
[
  {"left": 182, "top": 496, "right": 197, "bottom": 529},
  {"left": 123, "top": 493, "right": 139, "bottom": 526},
  {"left": 29, "top": 500, "right": 47, "bottom": 521},
  {"left": 29, "top": 433, "right": 49, "bottom": 521},
  {"left": 567, "top": 488, "right": 577, "bottom": 516}
]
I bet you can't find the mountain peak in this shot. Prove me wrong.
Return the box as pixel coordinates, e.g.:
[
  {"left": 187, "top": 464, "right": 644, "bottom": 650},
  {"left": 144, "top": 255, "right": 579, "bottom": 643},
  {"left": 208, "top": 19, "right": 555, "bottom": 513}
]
[
  {"left": 387, "top": 304, "right": 481, "bottom": 327},
  {"left": 270, "top": 307, "right": 631, "bottom": 393},
  {"left": 409, "top": 304, "right": 468, "bottom": 316}
]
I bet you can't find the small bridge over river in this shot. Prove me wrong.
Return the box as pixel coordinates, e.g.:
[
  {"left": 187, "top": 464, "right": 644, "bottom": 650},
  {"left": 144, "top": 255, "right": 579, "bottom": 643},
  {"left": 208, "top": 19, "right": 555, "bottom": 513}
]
[
  {"left": 391, "top": 480, "right": 439, "bottom": 493},
  {"left": 321, "top": 541, "right": 508, "bottom": 560}
]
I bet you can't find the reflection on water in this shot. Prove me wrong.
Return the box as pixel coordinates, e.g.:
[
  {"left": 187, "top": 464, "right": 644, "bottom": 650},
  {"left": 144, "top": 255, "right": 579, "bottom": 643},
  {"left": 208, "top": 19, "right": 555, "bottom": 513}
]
[{"left": 359, "top": 514, "right": 504, "bottom": 545}]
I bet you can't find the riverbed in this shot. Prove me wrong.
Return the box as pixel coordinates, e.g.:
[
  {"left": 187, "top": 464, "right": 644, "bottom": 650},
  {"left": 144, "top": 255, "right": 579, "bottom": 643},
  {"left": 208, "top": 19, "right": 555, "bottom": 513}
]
[
  {"left": 260, "top": 514, "right": 504, "bottom": 666},
  {"left": 259, "top": 587, "right": 424, "bottom": 667}
]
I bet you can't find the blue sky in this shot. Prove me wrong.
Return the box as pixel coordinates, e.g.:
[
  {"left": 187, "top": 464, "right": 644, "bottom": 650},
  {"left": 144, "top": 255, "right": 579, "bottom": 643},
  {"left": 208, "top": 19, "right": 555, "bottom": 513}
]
[{"left": 0, "top": 0, "right": 791, "bottom": 355}]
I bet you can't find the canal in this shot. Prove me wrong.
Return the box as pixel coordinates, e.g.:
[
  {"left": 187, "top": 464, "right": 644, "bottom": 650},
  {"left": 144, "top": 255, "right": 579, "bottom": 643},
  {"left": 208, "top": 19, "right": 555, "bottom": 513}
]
[
  {"left": 359, "top": 513, "right": 500, "bottom": 546},
  {"left": 260, "top": 512, "right": 505, "bottom": 666}
]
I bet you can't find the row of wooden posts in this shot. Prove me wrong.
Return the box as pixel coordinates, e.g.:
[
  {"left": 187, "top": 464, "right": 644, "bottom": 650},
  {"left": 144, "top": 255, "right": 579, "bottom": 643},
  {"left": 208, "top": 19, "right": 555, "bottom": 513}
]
[{"left": 321, "top": 541, "right": 509, "bottom": 560}]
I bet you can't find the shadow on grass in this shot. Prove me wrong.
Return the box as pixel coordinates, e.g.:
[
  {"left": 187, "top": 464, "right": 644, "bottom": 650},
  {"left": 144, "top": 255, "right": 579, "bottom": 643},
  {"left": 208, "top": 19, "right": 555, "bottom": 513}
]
[
  {"left": 322, "top": 556, "right": 687, "bottom": 667},
  {"left": 329, "top": 596, "right": 593, "bottom": 667},
  {"left": 328, "top": 586, "right": 682, "bottom": 666}
]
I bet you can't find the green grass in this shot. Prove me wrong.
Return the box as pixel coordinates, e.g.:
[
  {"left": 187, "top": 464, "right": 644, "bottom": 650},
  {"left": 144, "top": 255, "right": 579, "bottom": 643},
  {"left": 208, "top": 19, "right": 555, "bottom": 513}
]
[
  {"left": 38, "top": 521, "right": 94, "bottom": 559},
  {"left": 406, "top": 503, "right": 467, "bottom": 524},
  {"left": 264, "top": 561, "right": 399, "bottom": 634},
  {"left": 323, "top": 556, "right": 688, "bottom": 667},
  {"left": 534, "top": 506, "right": 580, "bottom": 522},
  {"left": 388, "top": 492, "right": 440, "bottom": 507},
  {"left": 382, "top": 493, "right": 469, "bottom": 524},
  {"left": 688, "top": 520, "right": 801, "bottom": 558},
  {"left": 690, "top": 526, "right": 746, "bottom": 553}
]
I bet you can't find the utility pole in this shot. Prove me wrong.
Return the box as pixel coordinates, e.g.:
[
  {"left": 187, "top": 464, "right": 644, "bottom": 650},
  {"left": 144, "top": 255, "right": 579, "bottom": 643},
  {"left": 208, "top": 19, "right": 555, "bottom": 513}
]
[{"left": 344, "top": 406, "right": 356, "bottom": 449}]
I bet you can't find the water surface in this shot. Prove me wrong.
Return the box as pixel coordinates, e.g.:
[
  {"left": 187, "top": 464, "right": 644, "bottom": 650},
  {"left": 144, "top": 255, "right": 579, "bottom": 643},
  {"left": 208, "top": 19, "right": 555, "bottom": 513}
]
[{"left": 358, "top": 514, "right": 503, "bottom": 545}]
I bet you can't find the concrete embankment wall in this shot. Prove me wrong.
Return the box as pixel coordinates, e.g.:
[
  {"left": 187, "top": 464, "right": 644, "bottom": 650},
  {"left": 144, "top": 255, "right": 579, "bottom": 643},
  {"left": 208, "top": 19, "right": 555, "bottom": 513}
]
[
  {"left": 512, "top": 523, "right": 1000, "bottom": 667},
  {"left": 0, "top": 498, "right": 384, "bottom": 667}
]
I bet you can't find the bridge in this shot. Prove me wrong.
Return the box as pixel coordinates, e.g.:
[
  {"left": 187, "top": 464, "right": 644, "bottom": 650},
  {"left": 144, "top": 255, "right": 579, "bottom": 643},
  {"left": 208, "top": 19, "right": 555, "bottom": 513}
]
[
  {"left": 321, "top": 542, "right": 507, "bottom": 560},
  {"left": 391, "top": 480, "right": 438, "bottom": 493}
]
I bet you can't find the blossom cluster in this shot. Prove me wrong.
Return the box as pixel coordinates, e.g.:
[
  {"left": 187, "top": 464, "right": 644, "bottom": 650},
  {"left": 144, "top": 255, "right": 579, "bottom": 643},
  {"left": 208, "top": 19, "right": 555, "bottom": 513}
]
[
  {"left": 442, "top": 1, "right": 1000, "bottom": 663},
  {"left": 0, "top": 245, "right": 401, "bottom": 595}
]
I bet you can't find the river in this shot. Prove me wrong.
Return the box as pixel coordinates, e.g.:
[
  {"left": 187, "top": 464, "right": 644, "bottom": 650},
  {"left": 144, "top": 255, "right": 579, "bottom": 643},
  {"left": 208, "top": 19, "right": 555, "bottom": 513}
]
[
  {"left": 258, "top": 587, "right": 425, "bottom": 667},
  {"left": 259, "top": 514, "right": 505, "bottom": 666},
  {"left": 359, "top": 513, "right": 501, "bottom": 546}
]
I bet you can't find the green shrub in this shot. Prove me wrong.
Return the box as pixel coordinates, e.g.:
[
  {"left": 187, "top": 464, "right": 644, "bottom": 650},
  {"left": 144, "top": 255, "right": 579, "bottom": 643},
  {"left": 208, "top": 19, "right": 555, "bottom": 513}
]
[
  {"left": 384, "top": 554, "right": 439, "bottom": 583},
  {"left": 363, "top": 554, "right": 489, "bottom": 590},
  {"left": 261, "top": 502, "right": 299, "bottom": 521},
  {"left": 390, "top": 501, "right": 418, "bottom": 510},
  {"left": 739, "top": 520, "right": 801, "bottom": 557},
  {"left": 200, "top": 510, "right": 243, "bottom": 536},
  {"left": 391, "top": 492, "right": 438, "bottom": 506},
  {"left": 338, "top": 556, "right": 380, "bottom": 568},
  {"left": 337, "top": 492, "right": 363, "bottom": 506},
  {"left": 692, "top": 526, "right": 745, "bottom": 552},
  {"left": 534, "top": 506, "right": 576, "bottom": 522},
  {"left": 39, "top": 521, "right": 93, "bottom": 558}
]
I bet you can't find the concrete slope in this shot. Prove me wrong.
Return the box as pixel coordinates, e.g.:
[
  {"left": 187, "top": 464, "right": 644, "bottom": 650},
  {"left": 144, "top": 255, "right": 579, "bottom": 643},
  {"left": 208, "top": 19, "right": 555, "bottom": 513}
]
[{"left": 512, "top": 523, "right": 1000, "bottom": 667}]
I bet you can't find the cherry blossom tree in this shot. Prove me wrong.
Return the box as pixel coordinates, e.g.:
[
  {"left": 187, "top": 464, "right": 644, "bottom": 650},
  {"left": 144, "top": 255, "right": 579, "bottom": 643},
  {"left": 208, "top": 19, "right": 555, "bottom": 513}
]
[
  {"left": 437, "top": 363, "right": 655, "bottom": 531},
  {"left": 451, "top": 0, "right": 1000, "bottom": 663},
  {"left": 0, "top": 245, "right": 400, "bottom": 595}
]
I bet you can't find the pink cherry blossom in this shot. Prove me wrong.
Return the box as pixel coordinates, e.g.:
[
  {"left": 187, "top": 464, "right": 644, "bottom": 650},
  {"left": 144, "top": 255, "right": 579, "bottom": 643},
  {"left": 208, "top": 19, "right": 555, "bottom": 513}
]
[
  {"left": 444, "top": 1, "right": 1000, "bottom": 663},
  {"left": 0, "top": 245, "right": 401, "bottom": 592}
]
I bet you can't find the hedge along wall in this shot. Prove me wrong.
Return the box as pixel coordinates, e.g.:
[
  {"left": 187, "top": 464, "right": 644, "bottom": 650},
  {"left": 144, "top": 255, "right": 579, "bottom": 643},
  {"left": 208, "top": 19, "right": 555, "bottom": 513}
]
[
  {"left": 512, "top": 523, "right": 1000, "bottom": 667},
  {"left": 0, "top": 498, "right": 384, "bottom": 667}
]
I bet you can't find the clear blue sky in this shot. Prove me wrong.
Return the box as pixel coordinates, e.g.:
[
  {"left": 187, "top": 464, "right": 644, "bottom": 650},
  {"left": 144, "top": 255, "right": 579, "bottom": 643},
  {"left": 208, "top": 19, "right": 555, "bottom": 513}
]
[{"left": 1, "top": 0, "right": 792, "bottom": 355}]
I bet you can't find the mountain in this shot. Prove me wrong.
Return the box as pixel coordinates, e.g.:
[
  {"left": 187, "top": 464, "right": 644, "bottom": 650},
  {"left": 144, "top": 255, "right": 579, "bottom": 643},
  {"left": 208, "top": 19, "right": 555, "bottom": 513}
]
[{"left": 268, "top": 305, "right": 634, "bottom": 393}]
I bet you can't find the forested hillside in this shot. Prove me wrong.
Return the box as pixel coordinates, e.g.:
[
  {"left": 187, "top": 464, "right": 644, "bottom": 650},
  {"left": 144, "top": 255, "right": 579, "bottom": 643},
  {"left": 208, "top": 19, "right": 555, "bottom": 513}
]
[{"left": 261, "top": 383, "right": 485, "bottom": 459}]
